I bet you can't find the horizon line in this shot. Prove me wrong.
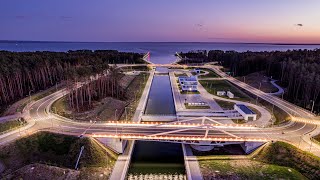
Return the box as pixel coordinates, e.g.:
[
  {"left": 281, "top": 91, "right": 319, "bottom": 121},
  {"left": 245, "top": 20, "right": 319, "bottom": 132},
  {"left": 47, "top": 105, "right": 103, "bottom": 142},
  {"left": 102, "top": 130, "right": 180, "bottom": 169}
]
[{"left": 1, "top": 40, "right": 320, "bottom": 46}]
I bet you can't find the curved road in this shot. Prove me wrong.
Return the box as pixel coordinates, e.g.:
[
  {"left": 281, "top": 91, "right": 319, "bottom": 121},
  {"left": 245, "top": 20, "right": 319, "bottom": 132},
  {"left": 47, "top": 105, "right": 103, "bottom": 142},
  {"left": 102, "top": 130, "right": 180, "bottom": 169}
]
[{"left": 0, "top": 64, "right": 319, "bottom": 157}]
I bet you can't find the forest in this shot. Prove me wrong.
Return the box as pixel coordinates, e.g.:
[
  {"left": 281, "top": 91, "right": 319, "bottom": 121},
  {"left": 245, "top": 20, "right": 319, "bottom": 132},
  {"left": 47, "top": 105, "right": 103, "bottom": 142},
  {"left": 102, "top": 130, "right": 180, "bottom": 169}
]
[
  {"left": 179, "top": 49, "right": 320, "bottom": 113},
  {"left": 0, "top": 50, "right": 144, "bottom": 113}
]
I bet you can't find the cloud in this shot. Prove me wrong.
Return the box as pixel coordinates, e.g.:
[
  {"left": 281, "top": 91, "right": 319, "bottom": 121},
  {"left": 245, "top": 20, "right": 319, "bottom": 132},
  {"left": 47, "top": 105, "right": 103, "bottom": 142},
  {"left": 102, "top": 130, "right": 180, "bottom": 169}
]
[{"left": 294, "top": 24, "right": 303, "bottom": 27}]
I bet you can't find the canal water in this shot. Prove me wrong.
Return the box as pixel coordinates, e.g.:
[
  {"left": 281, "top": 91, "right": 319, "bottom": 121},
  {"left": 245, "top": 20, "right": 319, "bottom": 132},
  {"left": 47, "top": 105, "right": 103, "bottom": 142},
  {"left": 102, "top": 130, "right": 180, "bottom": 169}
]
[
  {"left": 127, "top": 141, "right": 186, "bottom": 178},
  {"left": 144, "top": 75, "right": 176, "bottom": 115},
  {"left": 127, "top": 68, "right": 186, "bottom": 179}
]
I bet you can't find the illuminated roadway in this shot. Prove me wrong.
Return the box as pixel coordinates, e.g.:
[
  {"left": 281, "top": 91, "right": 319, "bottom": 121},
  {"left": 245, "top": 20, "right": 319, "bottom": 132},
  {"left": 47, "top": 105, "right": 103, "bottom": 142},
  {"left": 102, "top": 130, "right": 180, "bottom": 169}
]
[{"left": 0, "top": 64, "right": 320, "bottom": 157}]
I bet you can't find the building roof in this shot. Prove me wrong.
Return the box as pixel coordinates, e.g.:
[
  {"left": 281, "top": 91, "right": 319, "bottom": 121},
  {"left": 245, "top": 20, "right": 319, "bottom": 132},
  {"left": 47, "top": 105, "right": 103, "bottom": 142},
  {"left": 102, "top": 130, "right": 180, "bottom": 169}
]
[
  {"left": 179, "top": 76, "right": 197, "bottom": 81},
  {"left": 235, "top": 104, "right": 255, "bottom": 114}
]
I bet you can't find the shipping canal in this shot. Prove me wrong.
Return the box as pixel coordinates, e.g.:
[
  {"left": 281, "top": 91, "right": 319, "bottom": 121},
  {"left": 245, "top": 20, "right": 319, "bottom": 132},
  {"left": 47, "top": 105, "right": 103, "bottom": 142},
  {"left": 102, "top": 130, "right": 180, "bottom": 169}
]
[
  {"left": 144, "top": 70, "right": 176, "bottom": 115},
  {"left": 127, "top": 68, "right": 185, "bottom": 178}
]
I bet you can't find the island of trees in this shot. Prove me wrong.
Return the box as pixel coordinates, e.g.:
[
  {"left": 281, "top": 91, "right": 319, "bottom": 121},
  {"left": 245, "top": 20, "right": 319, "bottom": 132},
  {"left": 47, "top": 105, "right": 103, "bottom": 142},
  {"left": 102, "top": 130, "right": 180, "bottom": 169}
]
[
  {"left": 179, "top": 49, "right": 320, "bottom": 113},
  {"left": 0, "top": 50, "right": 144, "bottom": 114}
]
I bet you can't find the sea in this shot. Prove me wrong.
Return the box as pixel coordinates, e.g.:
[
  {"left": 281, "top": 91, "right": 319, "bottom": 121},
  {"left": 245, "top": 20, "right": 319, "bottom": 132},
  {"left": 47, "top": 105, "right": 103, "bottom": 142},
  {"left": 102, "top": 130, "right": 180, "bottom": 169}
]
[{"left": 1, "top": 41, "right": 320, "bottom": 64}]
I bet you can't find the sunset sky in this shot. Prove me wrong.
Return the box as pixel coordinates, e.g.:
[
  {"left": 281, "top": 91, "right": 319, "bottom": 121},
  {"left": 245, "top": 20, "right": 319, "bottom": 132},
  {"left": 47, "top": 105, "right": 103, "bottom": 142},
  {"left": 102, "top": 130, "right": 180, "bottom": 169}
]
[{"left": 1, "top": 0, "right": 320, "bottom": 43}]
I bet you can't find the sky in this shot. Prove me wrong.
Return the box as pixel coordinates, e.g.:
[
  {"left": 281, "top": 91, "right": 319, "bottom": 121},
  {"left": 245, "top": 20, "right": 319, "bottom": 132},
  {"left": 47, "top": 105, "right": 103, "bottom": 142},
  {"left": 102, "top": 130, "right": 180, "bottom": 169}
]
[{"left": 1, "top": 0, "right": 320, "bottom": 43}]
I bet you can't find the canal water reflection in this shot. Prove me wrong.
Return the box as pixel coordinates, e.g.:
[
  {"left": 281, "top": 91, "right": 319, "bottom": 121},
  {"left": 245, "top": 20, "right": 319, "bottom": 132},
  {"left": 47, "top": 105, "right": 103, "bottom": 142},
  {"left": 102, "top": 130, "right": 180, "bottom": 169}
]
[
  {"left": 127, "top": 67, "right": 185, "bottom": 178},
  {"left": 144, "top": 75, "right": 176, "bottom": 115},
  {"left": 127, "top": 141, "right": 186, "bottom": 178}
]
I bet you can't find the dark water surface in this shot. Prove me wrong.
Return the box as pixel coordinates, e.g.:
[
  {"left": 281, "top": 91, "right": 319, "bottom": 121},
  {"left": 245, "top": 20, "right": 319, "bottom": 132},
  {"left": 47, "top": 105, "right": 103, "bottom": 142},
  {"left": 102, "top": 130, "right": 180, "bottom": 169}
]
[
  {"left": 144, "top": 75, "right": 175, "bottom": 115},
  {"left": 128, "top": 141, "right": 185, "bottom": 175},
  {"left": 1, "top": 41, "right": 320, "bottom": 64}
]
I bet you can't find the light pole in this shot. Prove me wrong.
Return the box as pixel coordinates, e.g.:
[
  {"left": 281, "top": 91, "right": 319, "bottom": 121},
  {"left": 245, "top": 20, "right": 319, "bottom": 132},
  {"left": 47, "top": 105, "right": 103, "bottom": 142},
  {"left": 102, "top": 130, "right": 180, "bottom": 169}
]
[
  {"left": 259, "top": 82, "right": 262, "bottom": 91},
  {"left": 310, "top": 100, "right": 315, "bottom": 113},
  {"left": 309, "top": 134, "right": 313, "bottom": 152},
  {"left": 298, "top": 135, "right": 302, "bottom": 148},
  {"left": 125, "top": 107, "right": 130, "bottom": 121},
  {"left": 29, "top": 90, "right": 34, "bottom": 103},
  {"left": 52, "top": 107, "right": 57, "bottom": 114},
  {"left": 115, "top": 109, "right": 118, "bottom": 134},
  {"left": 243, "top": 76, "right": 246, "bottom": 83},
  {"left": 115, "top": 109, "right": 118, "bottom": 120}
]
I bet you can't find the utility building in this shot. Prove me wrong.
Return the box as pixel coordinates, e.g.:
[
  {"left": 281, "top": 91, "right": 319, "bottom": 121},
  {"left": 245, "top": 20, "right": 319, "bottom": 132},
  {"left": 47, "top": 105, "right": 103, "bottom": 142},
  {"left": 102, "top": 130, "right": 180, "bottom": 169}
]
[{"left": 234, "top": 104, "right": 257, "bottom": 121}]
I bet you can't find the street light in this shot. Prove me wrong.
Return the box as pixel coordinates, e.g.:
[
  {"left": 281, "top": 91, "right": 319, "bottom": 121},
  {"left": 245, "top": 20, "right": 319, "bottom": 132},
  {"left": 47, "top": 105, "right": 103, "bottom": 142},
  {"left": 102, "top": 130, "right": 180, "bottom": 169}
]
[
  {"left": 115, "top": 109, "right": 118, "bottom": 120},
  {"left": 309, "top": 134, "right": 313, "bottom": 152},
  {"left": 259, "top": 82, "right": 262, "bottom": 90},
  {"left": 29, "top": 90, "right": 34, "bottom": 103},
  {"left": 125, "top": 107, "right": 131, "bottom": 121},
  {"left": 52, "top": 107, "right": 57, "bottom": 114},
  {"left": 310, "top": 100, "right": 315, "bottom": 113}
]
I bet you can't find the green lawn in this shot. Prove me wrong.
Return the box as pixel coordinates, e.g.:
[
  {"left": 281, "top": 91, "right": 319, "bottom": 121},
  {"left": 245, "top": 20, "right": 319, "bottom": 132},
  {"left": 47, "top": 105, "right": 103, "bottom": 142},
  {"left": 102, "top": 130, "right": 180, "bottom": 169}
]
[
  {"left": 184, "top": 103, "right": 210, "bottom": 109},
  {"left": 0, "top": 119, "right": 27, "bottom": 133},
  {"left": 174, "top": 73, "right": 188, "bottom": 77},
  {"left": 198, "top": 141, "right": 320, "bottom": 180},
  {"left": 214, "top": 99, "right": 235, "bottom": 109},
  {"left": 119, "top": 72, "right": 150, "bottom": 121},
  {"left": 254, "top": 141, "right": 320, "bottom": 180},
  {"left": 314, "top": 134, "right": 320, "bottom": 144},
  {"left": 0, "top": 132, "right": 117, "bottom": 176},
  {"left": 199, "top": 159, "right": 306, "bottom": 180},
  {"left": 199, "top": 80, "right": 251, "bottom": 102},
  {"left": 180, "top": 90, "right": 200, "bottom": 94},
  {"left": 197, "top": 68, "right": 220, "bottom": 78}
]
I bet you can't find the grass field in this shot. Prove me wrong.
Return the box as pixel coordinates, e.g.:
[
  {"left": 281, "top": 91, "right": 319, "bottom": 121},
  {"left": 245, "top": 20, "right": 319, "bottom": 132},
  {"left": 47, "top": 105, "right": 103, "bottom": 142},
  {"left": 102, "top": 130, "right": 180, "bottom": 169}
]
[
  {"left": 184, "top": 103, "right": 210, "bottom": 109},
  {"left": 197, "top": 68, "right": 220, "bottom": 78},
  {"left": 174, "top": 73, "right": 188, "bottom": 77},
  {"left": 199, "top": 80, "right": 251, "bottom": 102},
  {"left": 314, "top": 134, "right": 320, "bottom": 144},
  {"left": 180, "top": 90, "right": 200, "bottom": 94},
  {"left": 199, "top": 159, "right": 306, "bottom": 180},
  {"left": 198, "top": 141, "right": 320, "bottom": 180},
  {"left": 236, "top": 72, "right": 278, "bottom": 93},
  {"left": 0, "top": 132, "right": 117, "bottom": 179},
  {"left": 255, "top": 141, "right": 320, "bottom": 180},
  {"left": 0, "top": 119, "right": 27, "bottom": 133},
  {"left": 119, "top": 72, "right": 150, "bottom": 121},
  {"left": 214, "top": 99, "right": 235, "bottom": 110}
]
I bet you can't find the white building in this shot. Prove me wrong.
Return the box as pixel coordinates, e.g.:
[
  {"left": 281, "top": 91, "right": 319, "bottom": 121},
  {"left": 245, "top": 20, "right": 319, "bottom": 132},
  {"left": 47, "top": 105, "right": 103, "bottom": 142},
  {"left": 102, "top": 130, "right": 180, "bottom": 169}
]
[
  {"left": 217, "top": 91, "right": 226, "bottom": 96},
  {"left": 234, "top": 104, "right": 257, "bottom": 121},
  {"left": 227, "top": 91, "right": 234, "bottom": 98},
  {"left": 178, "top": 76, "right": 198, "bottom": 92}
]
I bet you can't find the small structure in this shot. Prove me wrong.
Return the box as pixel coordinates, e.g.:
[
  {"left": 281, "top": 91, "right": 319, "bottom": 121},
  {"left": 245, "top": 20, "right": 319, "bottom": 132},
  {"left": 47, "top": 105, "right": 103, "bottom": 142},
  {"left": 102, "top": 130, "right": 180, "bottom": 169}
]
[
  {"left": 186, "top": 102, "right": 208, "bottom": 107},
  {"left": 178, "top": 76, "right": 198, "bottom": 92},
  {"left": 234, "top": 104, "right": 257, "bottom": 121},
  {"left": 227, "top": 91, "right": 234, "bottom": 98},
  {"left": 217, "top": 91, "right": 226, "bottom": 96},
  {"left": 193, "top": 68, "right": 201, "bottom": 74}
]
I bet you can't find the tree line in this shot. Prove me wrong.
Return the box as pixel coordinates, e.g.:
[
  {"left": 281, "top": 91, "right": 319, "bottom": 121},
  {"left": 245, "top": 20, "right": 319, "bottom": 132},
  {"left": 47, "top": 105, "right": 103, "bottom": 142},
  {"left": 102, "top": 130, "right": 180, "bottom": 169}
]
[
  {"left": 180, "top": 49, "right": 320, "bottom": 113},
  {"left": 67, "top": 67, "right": 125, "bottom": 112},
  {"left": 0, "top": 50, "right": 144, "bottom": 112}
]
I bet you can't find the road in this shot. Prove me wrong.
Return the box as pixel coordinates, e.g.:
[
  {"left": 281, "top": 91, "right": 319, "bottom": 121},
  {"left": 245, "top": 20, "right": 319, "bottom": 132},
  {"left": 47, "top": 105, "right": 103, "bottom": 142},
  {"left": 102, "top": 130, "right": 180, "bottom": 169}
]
[{"left": 0, "top": 64, "right": 320, "bottom": 163}]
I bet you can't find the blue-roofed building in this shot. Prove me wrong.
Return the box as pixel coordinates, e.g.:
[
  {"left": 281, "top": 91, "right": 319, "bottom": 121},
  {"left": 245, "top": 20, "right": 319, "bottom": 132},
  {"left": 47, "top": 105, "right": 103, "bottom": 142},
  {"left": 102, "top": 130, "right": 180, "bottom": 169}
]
[
  {"left": 178, "top": 76, "right": 198, "bottom": 92},
  {"left": 234, "top": 104, "right": 257, "bottom": 121}
]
